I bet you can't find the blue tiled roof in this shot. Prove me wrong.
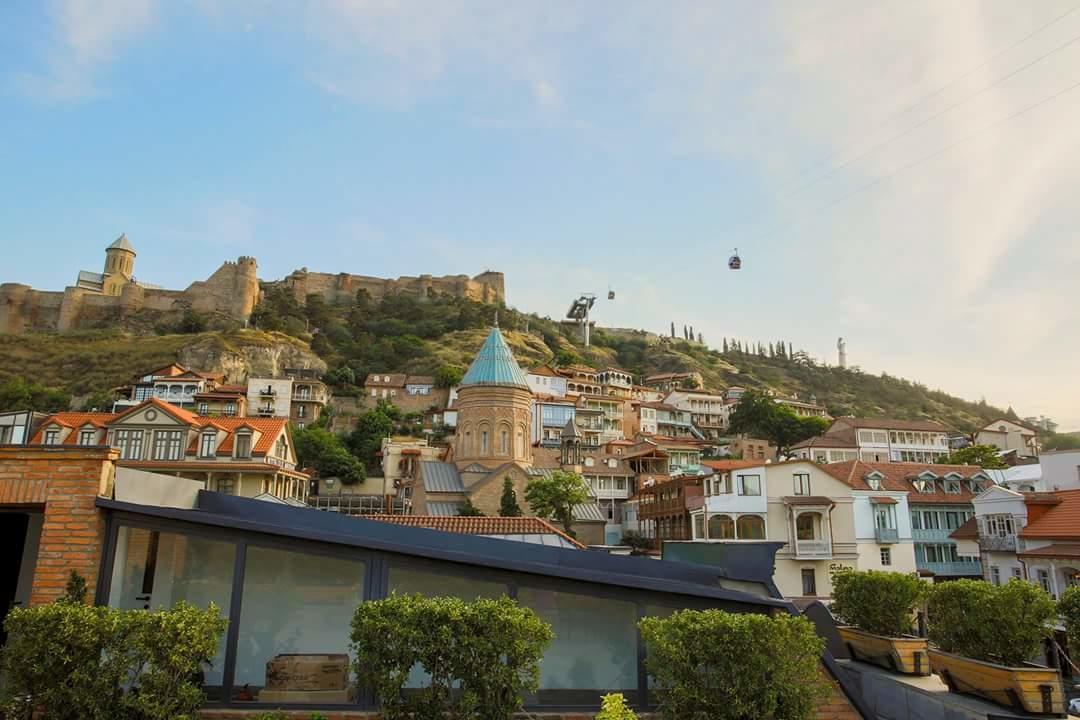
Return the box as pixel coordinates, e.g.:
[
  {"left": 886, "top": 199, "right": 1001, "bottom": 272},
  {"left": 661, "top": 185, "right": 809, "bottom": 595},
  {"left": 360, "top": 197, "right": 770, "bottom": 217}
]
[{"left": 460, "top": 327, "right": 530, "bottom": 390}]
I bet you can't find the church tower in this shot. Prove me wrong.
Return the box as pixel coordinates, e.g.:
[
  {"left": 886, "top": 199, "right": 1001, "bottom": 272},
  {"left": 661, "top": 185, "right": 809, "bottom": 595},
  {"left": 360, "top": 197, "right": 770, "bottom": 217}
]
[
  {"left": 454, "top": 326, "right": 533, "bottom": 468},
  {"left": 104, "top": 234, "right": 136, "bottom": 280}
]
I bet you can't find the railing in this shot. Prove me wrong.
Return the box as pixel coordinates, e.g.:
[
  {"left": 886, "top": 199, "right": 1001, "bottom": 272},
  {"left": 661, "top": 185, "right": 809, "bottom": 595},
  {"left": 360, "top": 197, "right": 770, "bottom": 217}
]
[
  {"left": 920, "top": 560, "right": 982, "bottom": 576},
  {"left": 259, "top": 388, "right": 276, "bottom": 397},
  {"left": 256, "top": 406, "right": 276, "bottom": 416},
  {"left": 979, "top": 535, "right": 1017, "bottom": 552},
  {"left": 912, "top": 528, "right": 959, "bottom": 542},
  {"left": 308, "top": 495, "right": 408, "bottom": 515},
  {"left": 794, "top": 539, "right": 832, "bottom": 558},
  {"left": 875, "top": 527, "right": 899, "bottom": 544}
]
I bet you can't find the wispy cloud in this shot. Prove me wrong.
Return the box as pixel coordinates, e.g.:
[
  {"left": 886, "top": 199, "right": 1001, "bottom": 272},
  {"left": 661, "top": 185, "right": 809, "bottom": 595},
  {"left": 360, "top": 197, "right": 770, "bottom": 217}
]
[{"left": 15, "top": 0, "right": 156, "bottom": 101}]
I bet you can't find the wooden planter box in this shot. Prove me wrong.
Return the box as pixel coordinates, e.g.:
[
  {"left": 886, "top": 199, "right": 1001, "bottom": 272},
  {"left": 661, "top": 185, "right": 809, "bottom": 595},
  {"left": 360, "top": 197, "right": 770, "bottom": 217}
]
[
  {"left": 928, "top": 648, "right": 1066, "bottom": 717},
  {"left": 838, "top": 626, "right": 929, "bottom": 676}
]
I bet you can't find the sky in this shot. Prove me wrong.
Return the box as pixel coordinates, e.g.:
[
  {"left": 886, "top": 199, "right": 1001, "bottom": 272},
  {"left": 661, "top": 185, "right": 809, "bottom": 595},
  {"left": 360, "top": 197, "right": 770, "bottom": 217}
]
[{"left": 2, "top": 0, "right": 1079, "bottom": 429}]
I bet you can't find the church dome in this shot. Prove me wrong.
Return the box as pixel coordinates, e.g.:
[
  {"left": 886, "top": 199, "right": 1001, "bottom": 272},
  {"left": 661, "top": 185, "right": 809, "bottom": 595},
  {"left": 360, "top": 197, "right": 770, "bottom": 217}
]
[{"left": 459, "top": 327, "right": 530, "bottom": 390}]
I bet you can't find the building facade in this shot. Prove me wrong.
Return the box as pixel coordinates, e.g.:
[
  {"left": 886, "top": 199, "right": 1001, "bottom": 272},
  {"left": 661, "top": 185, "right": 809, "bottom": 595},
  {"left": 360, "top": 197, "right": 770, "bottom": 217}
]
[
  {"left": 791, "top": 417, "right": 950, "bottom": 464},
  {"left": 975, "top": 418, "right": 1041, "bottom": 458},
  {"left": 664, "top": 389, "right": 729, "bottom": 440}
]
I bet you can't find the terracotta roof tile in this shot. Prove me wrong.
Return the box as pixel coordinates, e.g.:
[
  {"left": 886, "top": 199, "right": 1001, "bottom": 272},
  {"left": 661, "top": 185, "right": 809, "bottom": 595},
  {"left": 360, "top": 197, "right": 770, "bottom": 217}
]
[
  {"left": 820, "top": 460, "right": 989, "bottom": 503},
  {"left": 790, "top": 428, "right": 857, "bottom": 449},
  {"left": 1017, "top": 543, "right": 1080, "bottom": 559},
  {"left": 1020, "top": 489, "right": 1080, "bottom": 540},
  {"left": 834, "top": 417, "right": 948, "bottom": 432},
  {"left": 361, "top": 515, "right": 586, "bottom": 549},
  {"left": 701, "top": 460, "right": 762, "bottom": 471},
  {"left": 949, "top": 516, "right": 979, "bottom": 539},
  {"left": 32, "top": 412, "right": 115, "bottom": 440}
]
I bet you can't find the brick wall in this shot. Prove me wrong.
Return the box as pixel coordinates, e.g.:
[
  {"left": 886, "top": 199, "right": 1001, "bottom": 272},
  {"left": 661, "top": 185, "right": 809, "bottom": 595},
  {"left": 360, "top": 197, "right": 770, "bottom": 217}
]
[{"left": 0, "top": 446, "right": 117, "bottom": 605}]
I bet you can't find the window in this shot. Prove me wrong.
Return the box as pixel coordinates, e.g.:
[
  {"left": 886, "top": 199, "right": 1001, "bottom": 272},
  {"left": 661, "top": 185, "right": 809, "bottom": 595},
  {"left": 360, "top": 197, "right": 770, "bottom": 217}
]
[
  {"left": 944, "top": 480, "right": 961, "bottom": 494},
  {"left": 517, "top": 587, "right": 638, "bottom": 704},
  {"left": 152, "top": 430, "right": 184, "bottom": 461},
  {"left": 914, "top": 479, "right": 935, "bottom": 494},
  {"left": 793, "top": 473, "right": 810, "bottom": 495},
  {"left": 801, "top": 568, "right": 817, "bottom": 596},
  {"left": 922, "top": 511, "right": 940, "bottom": 529},
  {"left": 108, "top": 527, "right": 235, "bottom": 700},
  {"left": 985, "top": 514, "right": 1015, "bottom": 537},
  {"left": 215, "top": 475, "right": 235, "bottom": 494},
  {"left": 1037, "top": 568, "right": 1052, "bottom": 595},
  {"left": 736, "top": 515, "right": 766, "bottom": 540},
  {"left": 1012, "top": 567, "right": 1023, "bottom": 579},
  {"left": 708, "top": 514, "right": 735, "bottom": 539},
  {"left": 224, "top": 402, "right": 237, "bottom": 416},
  {"left": 371, "top": 388, "right": 377, "bottom": 397},
  {"left": 297, "top": 404, "right": 306, "bottom": 419},
  {"left": 198, "top": 402, "right": 209, "bottom": 415},
  {"left": 43, "top": 429, "right": 59, "bottom": 445},
  {"left": 880, "top": 548, "right": 891, "bottom": 566},
  {"left": 234, "top": 546, "right": 364, "bottom": 703},
  {"left": 480, "top": 430, "right": 489, "bottom": 455},
  {"left": 874, "top": 506, "right": 895, "bottom": 529},
  {"left": 990, "top": 566, "right": 1001, "bottom": 585},
  {"left": 694, "top": 514, "right": 705, "bottom": 539},
  {"left": 737, "top": 474, "right": 761, "bottom": 496},
  {"left": 200, "top": 432, "right": 216, "bottom": 458},
  {"left": 500, "top": 430, "right": 509, "bottom": 455},
  {"left": 235, "top": 432, "right": 252, "bottom": 459},
  {"left": 866, "top": 475, "right": 881, "bottom": 490},
  {"left": 113, "top": 429, "right": 143, "bottom": 459},
  {"left": 78, "top": 429, "right": 96, "bottom": 446},
  {"left": 796, "top": 513, "right": 819, "bottom": 540},
  {"left": 945, "top": 511, "right": 960, "bottom": 530},
  {"left": 910, "top": 511, "right": 922, "bottom": 530}
]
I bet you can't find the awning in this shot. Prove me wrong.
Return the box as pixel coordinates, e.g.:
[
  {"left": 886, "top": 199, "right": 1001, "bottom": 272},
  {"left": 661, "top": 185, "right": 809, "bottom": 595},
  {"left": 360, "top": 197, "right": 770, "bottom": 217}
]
[{"left": 783, "top": 496, "right": 835, "bottom": 507}]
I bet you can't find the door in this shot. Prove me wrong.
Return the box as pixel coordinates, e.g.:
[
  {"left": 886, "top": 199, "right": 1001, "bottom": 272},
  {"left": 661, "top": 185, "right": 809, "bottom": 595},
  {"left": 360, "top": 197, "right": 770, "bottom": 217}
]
[
  {"left": 801, "top": 568, "right": 817, "bottom": 596},
  {"left": 0, "top": 513, "right": 37, "bottom": 646}
]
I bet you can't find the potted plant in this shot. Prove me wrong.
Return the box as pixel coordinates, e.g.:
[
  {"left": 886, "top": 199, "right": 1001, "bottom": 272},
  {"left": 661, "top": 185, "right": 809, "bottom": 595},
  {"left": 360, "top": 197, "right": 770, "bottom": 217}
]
[
  {"left": 927, "top": 579, "right": 1064, "bottom": 716},
  {"left": 830, "top": 569, "right": 929, "bottom": 675}
]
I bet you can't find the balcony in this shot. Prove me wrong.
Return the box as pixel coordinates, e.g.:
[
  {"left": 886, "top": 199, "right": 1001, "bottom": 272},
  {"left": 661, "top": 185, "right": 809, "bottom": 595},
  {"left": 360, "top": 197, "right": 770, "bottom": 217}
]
[
  {"left": 794, "top": 539, "right": 832, "bottom": 559},
  {"left": 920, "top": 560, "right": 982, "bottom": 577},
  {"left": 979, "top": 535, "right": 1017, "bottom": 552},
  {"left": 912, "top": 528, "right": 959, "bottom": 542},
  {"left": 258, "top": 388, "right": 277, "bottom": 397},
  {"left": 875, "top": 527, "right": 899, "bottom": 544},
  {"left": 256, "top": 405, "right": 276, "bottom": 416}
]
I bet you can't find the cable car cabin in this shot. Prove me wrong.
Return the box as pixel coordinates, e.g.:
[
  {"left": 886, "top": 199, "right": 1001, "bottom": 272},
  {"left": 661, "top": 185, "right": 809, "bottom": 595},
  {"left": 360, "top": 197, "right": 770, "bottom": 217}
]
[
  {"left": 728, "top": 251, "right": 742, "bottom": 270},
  {"left": 608, "top": 290, "right": 615, "bottom": 300}
]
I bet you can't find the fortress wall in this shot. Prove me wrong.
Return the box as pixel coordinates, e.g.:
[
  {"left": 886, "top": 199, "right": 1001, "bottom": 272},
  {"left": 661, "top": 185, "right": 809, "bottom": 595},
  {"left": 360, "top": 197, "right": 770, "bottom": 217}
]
[
  {"left": 278, "top": 270, "right": 505, "bottom": 306},
  {"left": 185, "top": 256, "right": 260, "bottom": 319},
  {"left": 0, "top": 285, "right": 64, "bottom": 334}
]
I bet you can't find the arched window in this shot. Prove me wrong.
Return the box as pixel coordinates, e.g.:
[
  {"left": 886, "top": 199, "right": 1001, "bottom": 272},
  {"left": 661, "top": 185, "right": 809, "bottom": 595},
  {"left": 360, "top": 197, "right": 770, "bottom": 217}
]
[
  {"left": 481, "top": 430, "right": 489, "bottom": 455},
  {"left": 736, "top": 515, "right": 766, "bottom": 540},
  {"left": 462, "top": 424, "right": 473, "bottom": 456},
  {"left": 516, "top": 425, "right": 526, "bottom": 457},
  {"left": 708, "top": 514, "right": 735, "bottom": 539},
  {"left": 500, "top": 430, "right": 509, "bottom": 455}
]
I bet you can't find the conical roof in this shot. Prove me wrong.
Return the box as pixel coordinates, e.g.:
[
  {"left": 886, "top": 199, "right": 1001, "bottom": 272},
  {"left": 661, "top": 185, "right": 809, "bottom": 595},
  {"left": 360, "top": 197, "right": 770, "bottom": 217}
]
[
  {"left": 561, "top": 418, "right": 581, "bottom": 440},
  {"left": 460, "top": 327, "right": 530, "bottom": 390},
  {"left": 108, "top": 234, "right": 135, "bottom": 253}
]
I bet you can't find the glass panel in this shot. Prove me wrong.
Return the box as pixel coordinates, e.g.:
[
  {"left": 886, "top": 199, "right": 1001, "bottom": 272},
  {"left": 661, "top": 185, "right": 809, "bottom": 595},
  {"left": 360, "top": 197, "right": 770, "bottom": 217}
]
[
  {"left": 108, "top": 527, "right": 235, "bottom": 700},
  {"left": 234, "top": 546, "right": 364, "bottom": 704},
  {"left": 517, "top": 587, "right": 638, "bottom": 705}
]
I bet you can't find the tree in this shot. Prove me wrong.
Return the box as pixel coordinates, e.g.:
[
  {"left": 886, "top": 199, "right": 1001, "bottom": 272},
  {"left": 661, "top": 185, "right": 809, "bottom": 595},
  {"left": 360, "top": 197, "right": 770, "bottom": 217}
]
[
  {"left": 499, "top": 477, "right": 523, "bottom": 517},
  {"left": 728, "top": 391, "right": 828, "bottom": 457},
  {"left": 554, "top": 349, "right": 579, "bottom": 367},
  {"left": 722, "top": 338, "right": 729, "bottom": 353},
  {"left": 293, "top": 425, "right": 366, "bottom": 484},
  {"left": 434, "top": 364, "right": 464, "bottom": 388},
  {"left": 1044, "top": 433, "right": 1080, "bottom": 451},
  {"left": 347, "top": 401, "right": 397, "bottom": 472},
  {"left": 77, "top": 390, "right": 115, "bottom": 412},
  {"left": 937, "top": 444, "right": 1007, "bottom": 469},
  {"left": 524, "top": 469, "right": 590, "bottom": 536},
  {"left": 619, "top": 530, "right": 653, "bottom": 555},
  {"left": 457, "top": 498, "right": 485, "bottom": 516},
  {"left": 0, "top": 378, "right": 69, "bottom": 413}
]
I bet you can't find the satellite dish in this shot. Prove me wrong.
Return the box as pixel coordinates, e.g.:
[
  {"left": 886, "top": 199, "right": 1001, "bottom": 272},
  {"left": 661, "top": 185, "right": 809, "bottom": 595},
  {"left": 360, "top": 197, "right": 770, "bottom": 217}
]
[{"left": 728, "top": 248, "right": 742, "bottom": 270}]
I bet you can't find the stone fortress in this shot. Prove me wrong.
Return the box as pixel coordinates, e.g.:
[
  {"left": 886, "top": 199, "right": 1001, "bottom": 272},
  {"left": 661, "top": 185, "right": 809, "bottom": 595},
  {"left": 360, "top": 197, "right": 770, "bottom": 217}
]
[{"left": 0, "top": 235, "right": 505, "bottom": 335}]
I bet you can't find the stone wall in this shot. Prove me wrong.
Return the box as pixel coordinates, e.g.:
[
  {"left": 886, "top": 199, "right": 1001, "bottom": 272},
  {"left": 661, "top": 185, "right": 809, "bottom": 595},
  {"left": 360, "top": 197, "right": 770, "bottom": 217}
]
[{"left": 275, "top": 268, "right": 505, "bottom": 306}]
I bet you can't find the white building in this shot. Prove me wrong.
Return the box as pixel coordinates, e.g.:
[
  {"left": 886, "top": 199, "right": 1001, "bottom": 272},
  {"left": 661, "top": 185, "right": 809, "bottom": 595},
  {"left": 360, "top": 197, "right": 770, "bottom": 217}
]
[
  {"left": 975, "top": 418, "right": 1041, "bottom": 458},
  {"left": 790, "top": 417, "right": 950, "bottom": 464},
  {"left": 527, "top": 366, "right": 568, "bottom": 398},
  {"left": 664, "top": 388, "right": 729, "bottom": 440},
  {"left": 246, "top": 377, "right": 294, "bottom": 418}
]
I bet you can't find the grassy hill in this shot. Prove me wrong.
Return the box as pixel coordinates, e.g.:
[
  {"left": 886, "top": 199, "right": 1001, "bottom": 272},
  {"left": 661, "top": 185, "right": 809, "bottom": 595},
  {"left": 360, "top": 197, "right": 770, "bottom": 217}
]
[{"left": 0, "top": 289, "right": 1012, "bottom": 432}]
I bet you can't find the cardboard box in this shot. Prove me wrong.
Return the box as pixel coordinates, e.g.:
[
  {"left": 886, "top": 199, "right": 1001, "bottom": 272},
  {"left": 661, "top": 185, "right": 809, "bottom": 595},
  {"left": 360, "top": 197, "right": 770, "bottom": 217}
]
[
  {"left": 257, "top": 687, "right": 356, "bottom": 704},
  {"left": 264, "top": 653, "right": 350, "bottom": 691}
]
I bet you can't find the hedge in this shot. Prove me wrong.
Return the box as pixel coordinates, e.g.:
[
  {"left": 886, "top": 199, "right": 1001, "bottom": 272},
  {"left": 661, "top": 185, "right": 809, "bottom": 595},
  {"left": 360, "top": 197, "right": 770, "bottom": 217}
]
[
  {"left": 927, "top": 578, "right": 1055, "bottom": 667},
  {"left": 0, "top": 599, "right": 226, "bottom": 720},
  {"left": 830, "top": 569, "right": 925, "bottom": 637},
  {"left": 639, "top": 609, "right": 829, "bottom": 720},
  {"left": 350, "top": 594, "right": 552, "bottom": 720}
]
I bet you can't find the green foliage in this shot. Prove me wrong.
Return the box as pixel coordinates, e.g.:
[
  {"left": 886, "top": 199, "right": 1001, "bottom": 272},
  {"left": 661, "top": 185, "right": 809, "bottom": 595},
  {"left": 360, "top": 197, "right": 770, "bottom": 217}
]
[
  {"left": 1058, "top": 586, "right": 1080, "bottom": 666},
  {"left": 62, "top": 569, "right": 89, "bottom": 604},
  {"left": 619, "top": 530, "right": 653, "bottom": 555},
  {"left": 936, "top": 444, "right": 1007, "bottom": 469},
  {"left": 554, "top": 349, "right": 581, "bottom": 367},
  {"left": 347, "top": 400, "right": 397, "bottom": 472},
  {"left": 292, "top": 425, "right": 365, "bottom": 485},
  {"left": 927, "top": 579, "right": 1056, "bottom": 666},
  {"left": 728, "top": 390, "right": 827, "bottom": 456},
  {"left": 524, "top": 469, "right": 590, "bottom": 535},
  {"left": 498, "top": 477, "right": 523, "bottom": 517},
  {"left": 77, "top": 389, "right": 116, "bottom": 412},
  {"left": 350, "top": 594, "right": 552, "bottom": 720},
  {"left": 0, "top": 599, "right": 226, "bottom": 720},
  {"left": 0, "top": 377, "right": 70, "bottom": 413},
  {"left": 1043, "top": 433, "right": 1080, "bottom": 451},
  {"left": 458, "top": 498, "right": 485, "bottom": 517},
  {"left": 435, "top": 364, "right": 465, "bottom": 388},
  {"left": 639, "top": 609, "right": 829, "bottom": 720},
  {"left": 596, "top": 693, "right": 638, "bottom": 720},
  {"left": 829, "top": 569, "right": 925, "bottom": 637}
]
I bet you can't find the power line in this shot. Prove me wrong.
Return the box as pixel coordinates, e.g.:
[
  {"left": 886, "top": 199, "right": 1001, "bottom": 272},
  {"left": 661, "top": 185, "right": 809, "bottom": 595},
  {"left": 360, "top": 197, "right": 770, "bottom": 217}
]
[
  {"left": 742, "top": 74, "right": 1080, "bottom": 244},
  {"left": 777, "top": 3, "right": 1080, "bottom": 192},
  {"left": 776, "top": 26, "right": 1080, "bottom": 204}
]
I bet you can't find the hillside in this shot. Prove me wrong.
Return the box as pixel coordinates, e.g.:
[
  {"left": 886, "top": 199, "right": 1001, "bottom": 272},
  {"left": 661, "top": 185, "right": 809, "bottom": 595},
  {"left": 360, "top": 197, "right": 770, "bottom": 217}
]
[{"left": 0, "top": 288, "right": 1013, "bottom": 432}]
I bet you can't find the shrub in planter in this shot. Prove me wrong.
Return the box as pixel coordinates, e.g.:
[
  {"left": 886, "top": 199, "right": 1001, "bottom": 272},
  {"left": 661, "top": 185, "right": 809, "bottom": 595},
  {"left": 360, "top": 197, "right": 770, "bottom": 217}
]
[
  {"left": 639, "top": 609, "right": 829, "bottom": 720},
  {"left": 0, "top": 599, "right": 226, "bottom": 720},
  {"left": 927, "top": 578, "right": 1055, "bottom": 667},
  {"left": 596, "top": 693, "right": 638, "bottom": 720},
  {"left": 831, "top": 569, "right": 925, "bottom": 637},
  {"left": 350, "top": 594, "right": 552, "bottom": 720}
]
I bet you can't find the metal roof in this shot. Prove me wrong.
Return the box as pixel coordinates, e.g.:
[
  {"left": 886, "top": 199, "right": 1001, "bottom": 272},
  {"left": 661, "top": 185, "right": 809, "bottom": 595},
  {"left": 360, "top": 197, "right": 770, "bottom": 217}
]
[
  {"left": 427, "top": 501, "right": 466, "bottom": 516},
  {"left": 460, "top": 327, "right": 530, "bottom": 390},
  {"left": 419, "top": 461, "right": 466, "bottom": 493},
  {"left": 572, "top": 502, "right": 606, "bottom": 522},
  {"left": 108, "top": 233, "right": 135, "bottom": 253},
  {"left": 482, "top": 533, "right": 580, "bottom": 549}
]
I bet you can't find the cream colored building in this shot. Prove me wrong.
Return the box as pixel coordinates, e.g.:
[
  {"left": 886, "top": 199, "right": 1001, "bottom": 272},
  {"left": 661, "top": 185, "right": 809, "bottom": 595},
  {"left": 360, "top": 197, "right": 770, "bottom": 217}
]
[
  {"left": 976, "top": 418, "right": 1041, "bottom": 458},
  {"left": 690, "top": 459, "right": 917, "bottom": 600}
]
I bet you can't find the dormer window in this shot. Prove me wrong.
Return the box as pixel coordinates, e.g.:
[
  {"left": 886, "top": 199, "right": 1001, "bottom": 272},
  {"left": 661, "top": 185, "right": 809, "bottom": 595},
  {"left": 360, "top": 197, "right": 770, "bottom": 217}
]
[
  {"left": 914, "top": 479, "right": 935, "bottom": 494},
  {"left": 944, "top": 480, "right": 961, "bottom": 494},
  {"left": 608, "top": 458, "right": 617, "bottom": 468},
  {"left": 43, "top": 429, "right": 60, "bottom": 445},
  {"left": 78, "top": 429, "right": 96, "bottom": 446},
  {"left": 866, "top": 477, "right": 881, "bottom": 491},
  {"left": 200, "top": 431, "right": 217, "bottom": 458},
  {"left": 235, "top": 432, "right": 252, "bottom": 459},
  {"left": 584, "top": 457, "right": 594, "bottom": 467},
  {"left": 970, "top": 480, "right": 986, "bottom": 493}
]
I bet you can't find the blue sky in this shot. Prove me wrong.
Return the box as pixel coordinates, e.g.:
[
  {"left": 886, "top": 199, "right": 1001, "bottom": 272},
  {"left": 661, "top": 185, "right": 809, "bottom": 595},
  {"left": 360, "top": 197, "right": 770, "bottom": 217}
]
[{"left": 3, "top": 1, "right": 1079, "bottom": 429}]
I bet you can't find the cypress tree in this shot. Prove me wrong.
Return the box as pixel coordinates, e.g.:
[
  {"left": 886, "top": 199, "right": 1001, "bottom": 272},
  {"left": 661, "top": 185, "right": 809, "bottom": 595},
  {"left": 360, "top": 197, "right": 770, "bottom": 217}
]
[{"left": 499, "top": 477, "right": 523, "bottom": 517}]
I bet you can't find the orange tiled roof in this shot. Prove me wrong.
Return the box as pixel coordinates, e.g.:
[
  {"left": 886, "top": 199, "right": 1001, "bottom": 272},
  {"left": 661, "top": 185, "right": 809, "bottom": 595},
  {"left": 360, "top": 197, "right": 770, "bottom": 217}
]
[
  {"left": 1020, "top": 490, "right": 1080, "bottom": 540},
  {"left": 361, "top": 515, "right": 586, "bottom": 549},
  {"left": 820, "top": 460, "right": 987, "bottom": 503},
  {"left": 949, "top": 516, "right": 979, "bottom": 540},
  {"left": 108, "top": 397, "right": 200, "bottom": 425},
  {"left": 528, "top": 365, "right": 562, "bottom": 377},
  {"left": 198, "top": 417, "right": 288, "bottom": 454},
  {"left": 702, "top": 459, "right": 762, "bottom": 471},
  {"left": 1017, "top": 543, "right": 1080, "bottom": 559},
  {"left": 833, "top": 417, "right": 948, "bottom": 432},
  {"left": 31, "top": 412, "right": 116, "bottom": 441}
]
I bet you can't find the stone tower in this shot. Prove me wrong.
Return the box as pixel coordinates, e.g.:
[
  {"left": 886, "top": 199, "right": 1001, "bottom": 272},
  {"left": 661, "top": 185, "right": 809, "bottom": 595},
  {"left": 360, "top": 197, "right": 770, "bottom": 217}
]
[
  {"left": 454, "top": 326, "right": 533, "bottom": 469},
  {"left": 102, "top": 234, "right": 136, "bottom": 296}
]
